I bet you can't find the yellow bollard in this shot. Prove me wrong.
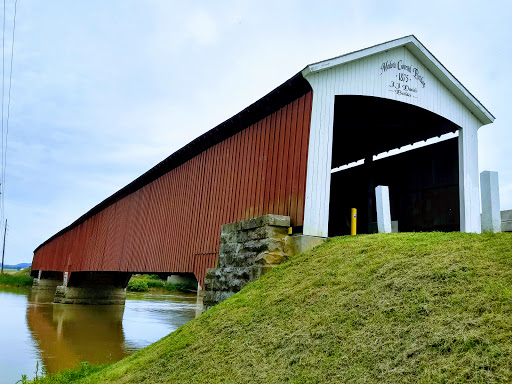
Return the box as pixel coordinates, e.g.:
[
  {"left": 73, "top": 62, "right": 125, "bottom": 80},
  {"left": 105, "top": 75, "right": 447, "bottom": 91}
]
[{"left": 351, "top": 208, "right": 357, "bottom": 235}]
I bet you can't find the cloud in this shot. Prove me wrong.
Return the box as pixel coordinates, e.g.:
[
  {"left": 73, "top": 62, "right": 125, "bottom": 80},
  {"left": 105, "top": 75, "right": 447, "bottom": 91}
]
[
  {"left": 186, "top": 10, "right": 218, "bottom": 45},
  {"left": 4, "top": 0, "right": 512, "bottom": 265}
]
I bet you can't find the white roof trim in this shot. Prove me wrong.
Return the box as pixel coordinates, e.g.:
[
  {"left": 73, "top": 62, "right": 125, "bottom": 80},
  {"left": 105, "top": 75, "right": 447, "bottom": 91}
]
[{"left": 302, "top": 35, "right": 495, "bottom": 125}]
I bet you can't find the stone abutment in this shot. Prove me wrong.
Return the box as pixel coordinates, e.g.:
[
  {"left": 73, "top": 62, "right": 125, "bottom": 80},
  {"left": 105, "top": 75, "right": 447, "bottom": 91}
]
[{"left": 204, "top": 214, "right": 325, "bottom": 308}]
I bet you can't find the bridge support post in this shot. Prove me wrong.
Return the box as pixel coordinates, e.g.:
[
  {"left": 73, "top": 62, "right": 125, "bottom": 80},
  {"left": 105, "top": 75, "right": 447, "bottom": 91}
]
[
  {"left": 167, "top": 274, "right": 197, "bottom": 287},
  {"left": 54, "top": 272, "right": 131, "bottom": 305},
  {"left": 32, "top": 271, "right": 64, "bottom": 292}
]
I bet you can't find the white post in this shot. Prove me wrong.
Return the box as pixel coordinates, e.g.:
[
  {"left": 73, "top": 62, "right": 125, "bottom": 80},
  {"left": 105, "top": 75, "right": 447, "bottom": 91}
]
[
  {"left": 302, "top": 86, "right": 335, "bottom": 237},
  {"left": 458, "top": 124, "right": 481, "bottom": 233},
  {"left": 375, "top": 185, "right": 392, "bottom": 233},
  {"left": 480, "top": 171, "right": 501, "bottom": 233}
]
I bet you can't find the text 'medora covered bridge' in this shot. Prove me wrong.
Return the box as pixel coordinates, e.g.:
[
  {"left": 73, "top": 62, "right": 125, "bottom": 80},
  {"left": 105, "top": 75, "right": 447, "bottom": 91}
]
[{"left": 32, "top": 36, "right": 494, "bottom": 287}]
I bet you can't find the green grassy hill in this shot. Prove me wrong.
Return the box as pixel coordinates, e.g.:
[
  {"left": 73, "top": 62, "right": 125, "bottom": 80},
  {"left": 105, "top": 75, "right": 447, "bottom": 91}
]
[{"left": 36, "top": 232, "right": 512, "bottom": 383}]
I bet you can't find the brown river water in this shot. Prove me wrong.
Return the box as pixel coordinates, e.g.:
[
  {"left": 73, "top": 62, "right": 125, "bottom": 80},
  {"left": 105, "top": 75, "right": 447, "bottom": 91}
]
[{"left": 0, "top": 286, "right": 200, "bottom": 384}]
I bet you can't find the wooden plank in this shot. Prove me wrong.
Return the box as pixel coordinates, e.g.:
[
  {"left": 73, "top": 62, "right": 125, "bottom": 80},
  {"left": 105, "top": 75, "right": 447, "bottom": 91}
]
[
  {"left": 182, "top": 163, "right": 193, "bottom": 272},
  {"left": 297, "top": 92, "right": 313, "bottom": 225},
  {"left": 251, "top": 120, "right": 263, "bottom": 218},
  {"left": 260, "top": 116, "right": 273, "bottom": 216},
  {"left": 119, "top": 192, "right": 136, "bottom": 271},
  {"left": 157, "top": 175, "right": 169, "bottom": 271},
  {"left": 246, "top": 125, "right": 258, "bottom": 220},
  {"left": 183, "top": 160, "right": 194, "bottom": 273},
  {"left": 243, "top": 125, "right": 255, "bottom": 220},
  {"left": 224, "top": 134, "right": 237, "bottom": 225},
  {"left": 173, "top": 166, "right": 186, "bottom": 272},
  {"left": 167, "top": 169, "right": 178, "bottom": 272},
  {"left": 205, "top": 144, "right": 221, "bottom": 256},
  {"left": 234, "top": 129, "right": 246, "bottom": 221},
  {"left": 127, "top": 190, "right": 139, "bottom": 272},
  {"left": 289, "top": 99, "right": 301, "bottom": 224},
  {"left": 191, "top": 152, "right": 206, "bottom": 257},
  {"left": 238, "top": 128, "right": 250, "bottom": 220},
  {"left": 216, "top": 139, "right": 229, "bottom": 250},
  {"left": 139, "top": 188, "right": 150, "bottom": 271},
  {"left": 214, "top": 137, "right": 230, "bottom": 254},
  {"left": 267, "top": 111, "right": 279, "bottom": 214},
  {"left": 281, "top": 100, "right": 294, "bottom": 216},
  {"left": 249, "top": 122, "right": 260, "bottom": 219},
  {"left": 190, "top": 153, "right": 204, "bottom": 268}
]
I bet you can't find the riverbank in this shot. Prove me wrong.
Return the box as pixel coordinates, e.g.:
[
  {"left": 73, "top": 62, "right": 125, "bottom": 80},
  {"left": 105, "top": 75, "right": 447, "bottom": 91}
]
[
  {"left": 127, "top": 274, "right": 196, "bottom": 293},
  {"left": 0, "top": 268, "right": 33, "bottom": 287},
  {"left": 0, "top": 270, "right": 193, "bottom": 291},
  {"left": 29, "top": 232, "right": 512, "bottom": 383}
]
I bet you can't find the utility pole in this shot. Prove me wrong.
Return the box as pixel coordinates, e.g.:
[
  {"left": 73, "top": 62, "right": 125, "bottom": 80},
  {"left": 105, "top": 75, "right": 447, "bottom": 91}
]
[{"left": 1, "top": 219, "right": 6, "bottom": 273}]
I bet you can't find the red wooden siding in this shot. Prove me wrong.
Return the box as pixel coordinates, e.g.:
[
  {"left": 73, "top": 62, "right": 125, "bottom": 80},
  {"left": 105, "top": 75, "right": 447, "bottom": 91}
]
[{"left": 32, "top": 92, "right": 313, "bottom": 286}]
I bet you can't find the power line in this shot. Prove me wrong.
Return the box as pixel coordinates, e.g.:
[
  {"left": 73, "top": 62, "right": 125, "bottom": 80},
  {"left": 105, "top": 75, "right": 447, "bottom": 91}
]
[
  {"left": 1, "top": 0, "right": 5, "bottom": 226},
  {"left": 1, "top": 219, "right": 6, "bottom": 273},
  {"left": 0, "top": 0, "right": 17, "bottom": 232},
  {"left": 3, "top": 0, "right": 17, "bottom": 214}
]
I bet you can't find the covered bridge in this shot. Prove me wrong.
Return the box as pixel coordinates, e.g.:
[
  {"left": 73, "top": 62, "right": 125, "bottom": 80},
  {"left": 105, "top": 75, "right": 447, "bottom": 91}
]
[{"left": 31, "top": 36, "right": 494, "bottom": 300}]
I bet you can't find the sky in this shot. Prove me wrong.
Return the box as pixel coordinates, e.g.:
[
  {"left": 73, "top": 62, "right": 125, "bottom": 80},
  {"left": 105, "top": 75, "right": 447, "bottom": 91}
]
[{"left": 1, "top": 0, "right": 511, "bottom": 264}]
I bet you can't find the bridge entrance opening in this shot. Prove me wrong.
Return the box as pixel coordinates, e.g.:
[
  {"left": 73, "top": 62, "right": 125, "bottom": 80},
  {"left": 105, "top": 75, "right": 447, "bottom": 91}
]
[{"left": 328, "top": 96, "right": 460, "bottom": 236}]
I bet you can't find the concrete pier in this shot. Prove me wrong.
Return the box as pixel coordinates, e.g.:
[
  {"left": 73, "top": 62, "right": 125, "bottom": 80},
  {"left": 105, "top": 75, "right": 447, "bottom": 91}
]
[
  {"left": 167, "top": 273, "right": 197, "bottom": 287},
  {"left": 32, "top": 271, "right": 64, "bottom": 292},
  {"left": 54, "top": 272, "right": 131, "bottom": 305}
]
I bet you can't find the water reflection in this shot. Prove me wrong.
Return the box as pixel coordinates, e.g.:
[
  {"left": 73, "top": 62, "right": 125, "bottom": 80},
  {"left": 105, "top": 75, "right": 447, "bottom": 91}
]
[
  {"left": 27, "top": 292, "right": 128, "bottom": 373},
  {"left": 26, "top": 290, "right": 127, "bottom": 373},
  {"left": 7, "top": 288, "right": 199, "bottom": 379},
  {"left": 121, "top": 292, "right": 198, "bottom": 352}
]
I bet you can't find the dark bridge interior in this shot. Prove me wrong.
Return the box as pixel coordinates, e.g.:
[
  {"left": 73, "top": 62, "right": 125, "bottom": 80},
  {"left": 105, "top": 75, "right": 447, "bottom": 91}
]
[{"left": 329, "top": 96, "right": 460, "bottom": 236}]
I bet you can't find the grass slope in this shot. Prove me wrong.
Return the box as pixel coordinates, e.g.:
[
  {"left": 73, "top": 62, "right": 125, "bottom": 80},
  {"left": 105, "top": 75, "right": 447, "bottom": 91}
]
[{"left": 41, "top": 233, "right": 512, "bottom": 383}]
